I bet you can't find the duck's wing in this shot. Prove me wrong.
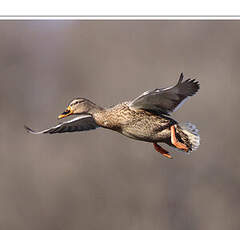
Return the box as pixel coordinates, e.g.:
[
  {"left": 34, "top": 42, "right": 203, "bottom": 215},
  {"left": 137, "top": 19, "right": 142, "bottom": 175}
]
[
  {"left": 129, "top": 73, "right": 200, "bottom": 115},
  {"left": 24, "top": 115, "right": 98, "bottom": 134}
]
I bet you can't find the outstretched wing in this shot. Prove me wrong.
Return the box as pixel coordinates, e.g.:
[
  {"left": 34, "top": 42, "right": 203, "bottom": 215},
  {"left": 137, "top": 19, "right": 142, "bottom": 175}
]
[
  {"left": 129, "top": 73, "right": 200, "bottom": 115},
  {"left": 24, "top": 115, "right": 98, "bottom": 134}
]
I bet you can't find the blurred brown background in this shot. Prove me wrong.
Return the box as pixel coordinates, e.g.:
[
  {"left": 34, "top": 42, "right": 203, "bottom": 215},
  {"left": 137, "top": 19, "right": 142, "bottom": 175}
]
[{"left": 0, "top": 20, "right": 240, "bottom": 230}]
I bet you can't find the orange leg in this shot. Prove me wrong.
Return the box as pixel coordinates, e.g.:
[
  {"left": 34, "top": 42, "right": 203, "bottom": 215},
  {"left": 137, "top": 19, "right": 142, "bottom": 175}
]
[
  {"left": 170, "top": 125, "right": 188, "bottom": 151},
  {"left": 153, "top": 143, "right": 173, "bottom": 159}
]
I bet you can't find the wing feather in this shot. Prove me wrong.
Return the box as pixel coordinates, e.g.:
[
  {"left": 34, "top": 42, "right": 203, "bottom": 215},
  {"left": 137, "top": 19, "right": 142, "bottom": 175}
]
[
  {"left": 24, "top": 115, "right": 98, "bottom": 134},
  {"left": 129, "top": 73, "right": 199, "bottom": 115}
]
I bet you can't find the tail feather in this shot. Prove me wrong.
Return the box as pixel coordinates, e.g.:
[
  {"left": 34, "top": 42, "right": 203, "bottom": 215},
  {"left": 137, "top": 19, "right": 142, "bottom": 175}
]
[{"left": 178, "top": 122, "right": 200, "bottom": 153}]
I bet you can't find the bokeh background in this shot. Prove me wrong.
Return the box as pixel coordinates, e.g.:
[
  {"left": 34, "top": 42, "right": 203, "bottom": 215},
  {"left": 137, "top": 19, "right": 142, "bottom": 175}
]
[{"left": 0, "top": 20, "right": 240, "bottom": 230}]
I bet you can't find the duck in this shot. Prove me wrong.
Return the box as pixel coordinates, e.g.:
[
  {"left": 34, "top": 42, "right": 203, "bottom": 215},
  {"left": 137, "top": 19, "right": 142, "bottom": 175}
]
[{"left": 25, "top": 73, "right": 200, "bottom": 159}]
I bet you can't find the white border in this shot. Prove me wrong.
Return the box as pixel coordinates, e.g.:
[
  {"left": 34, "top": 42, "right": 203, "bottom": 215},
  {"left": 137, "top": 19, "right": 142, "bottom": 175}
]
[
  {"left": 0, "top": 0, "right": 239, "bottom": 17},
  {"left": 0, "top": 16, "right": 240, "bottom": 20}
]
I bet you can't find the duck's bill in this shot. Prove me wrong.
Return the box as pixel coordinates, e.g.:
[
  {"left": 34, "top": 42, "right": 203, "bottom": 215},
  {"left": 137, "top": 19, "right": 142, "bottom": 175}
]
[{"left": 58, "top": 106, "right": 73, "bottom": 119}]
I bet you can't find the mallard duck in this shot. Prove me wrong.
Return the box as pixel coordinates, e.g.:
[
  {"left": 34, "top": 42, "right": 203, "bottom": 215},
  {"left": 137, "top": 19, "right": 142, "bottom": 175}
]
[{"left": 25, "top": 73, "right": 200, "bottom": 159}]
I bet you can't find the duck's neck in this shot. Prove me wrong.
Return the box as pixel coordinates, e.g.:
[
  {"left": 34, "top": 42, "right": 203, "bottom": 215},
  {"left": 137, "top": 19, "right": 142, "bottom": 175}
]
[{"left": 87, "top": 102, "right": 104, "bottom": 115}]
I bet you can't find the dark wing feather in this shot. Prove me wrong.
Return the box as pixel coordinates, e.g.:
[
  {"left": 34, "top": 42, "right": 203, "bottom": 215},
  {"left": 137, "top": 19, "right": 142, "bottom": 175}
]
[
  {"left": 129, "top": 73, "right": 200, "bottom": 115},
  {"left": 24, "top": 115, "right": 98, "bottom": 134}
]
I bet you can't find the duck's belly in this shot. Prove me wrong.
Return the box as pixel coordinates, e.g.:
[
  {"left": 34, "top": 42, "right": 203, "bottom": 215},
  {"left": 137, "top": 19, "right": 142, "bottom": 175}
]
[
  {"left": 120, "top": 119, "right": 172, "bottom": 143},
  {"left": 121, "top": 128, "right": 171, "bottom": 142}
]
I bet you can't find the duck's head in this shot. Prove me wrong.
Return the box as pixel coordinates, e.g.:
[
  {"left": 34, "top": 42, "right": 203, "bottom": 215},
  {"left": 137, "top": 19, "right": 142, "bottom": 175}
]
[{"left": 58, "top": 98, "right": 102, "bottom": 119}]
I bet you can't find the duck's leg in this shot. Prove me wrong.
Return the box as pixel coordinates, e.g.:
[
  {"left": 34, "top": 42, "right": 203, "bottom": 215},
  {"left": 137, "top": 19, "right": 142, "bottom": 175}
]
[
  {"left": 153, "top": 143, "right": 173, "bottom": 159},
  {"left": 170, "top": 125, "right": 188, "bottom": 151}
]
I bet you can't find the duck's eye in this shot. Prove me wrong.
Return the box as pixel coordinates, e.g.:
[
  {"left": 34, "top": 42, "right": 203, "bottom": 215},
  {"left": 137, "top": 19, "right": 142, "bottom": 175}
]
[
  {"left": 71, "top": 101, "right": 78, "bottom": 106},
  {"left": 70, "top": 100, "right": 83, "bottom": 106},
  {"left": 75, "top": 100, "right": 83, "bottom": 105}
]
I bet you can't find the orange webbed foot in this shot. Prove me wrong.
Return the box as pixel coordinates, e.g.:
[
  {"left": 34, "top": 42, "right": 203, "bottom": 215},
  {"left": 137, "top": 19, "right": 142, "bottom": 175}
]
[
  {"left": 153, "top": 143, "right": 173, "bottom": 159},
  {"left": 170, "top": 125, "right": 189, "bottom": 151}
]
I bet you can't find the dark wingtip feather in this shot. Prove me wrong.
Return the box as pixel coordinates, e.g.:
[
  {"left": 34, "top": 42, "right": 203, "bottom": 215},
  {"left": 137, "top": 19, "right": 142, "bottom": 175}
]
[
  {"left": 178, "top": 73, "right": 184, "bottom": 84},
  {"left": 24, "top": 125, "right": 36, "bottom": 134},
  {"left": 24, "top": 125, "right": 41, "bottom": 134},
  {"left": 182, "top": 77, "right": 200, "bottom": 96}
]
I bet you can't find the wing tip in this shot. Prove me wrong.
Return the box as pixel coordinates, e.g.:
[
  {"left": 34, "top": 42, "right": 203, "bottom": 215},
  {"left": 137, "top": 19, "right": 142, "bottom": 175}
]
[
  {"left": 189, "top": 78, "right": 200, "bottom": 93},
  {"left": 179, "top": 73, "right": 200, "bottom": 89},
  {"left": 181, "top": 74, "right": 200, "bottom": 95},
  {"left": 24, "top": 125, "right": 38, "bottom": 134},
  {"left": 178, "top": 73, "right": 184, "bottom": 84}
]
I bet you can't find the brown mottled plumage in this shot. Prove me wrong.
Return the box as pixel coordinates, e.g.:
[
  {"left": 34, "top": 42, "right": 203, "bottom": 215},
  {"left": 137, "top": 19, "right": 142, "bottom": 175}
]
[
  {"left": 25, "top": 73, "right": 200, "bottom": 159},
  {"left": 94, "top": 102, "right": 174, "bottom": 141}
]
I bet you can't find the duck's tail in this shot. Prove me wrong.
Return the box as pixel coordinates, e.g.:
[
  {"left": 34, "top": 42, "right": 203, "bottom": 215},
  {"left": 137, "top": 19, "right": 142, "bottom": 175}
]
[{"left": 176, "top": 122, "right": 200, "bottom": 153}]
